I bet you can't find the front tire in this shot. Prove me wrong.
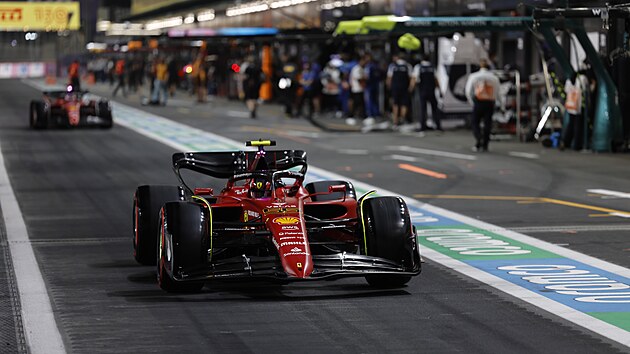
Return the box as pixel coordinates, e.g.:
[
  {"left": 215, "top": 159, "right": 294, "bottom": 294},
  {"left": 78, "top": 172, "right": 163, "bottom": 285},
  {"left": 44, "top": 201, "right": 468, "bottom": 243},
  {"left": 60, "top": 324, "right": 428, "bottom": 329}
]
[
  {"left": 360, "top": 196, "right": 418, "bottom": 288},
  {"left": 133, "top": 185, "right": 182, "bottom": 265},
  {"left": 157, "top": 202, "right": 208, "bottom": 293},
  {"left": 30, "top": 100, "right": 47, "bottom": 129}
]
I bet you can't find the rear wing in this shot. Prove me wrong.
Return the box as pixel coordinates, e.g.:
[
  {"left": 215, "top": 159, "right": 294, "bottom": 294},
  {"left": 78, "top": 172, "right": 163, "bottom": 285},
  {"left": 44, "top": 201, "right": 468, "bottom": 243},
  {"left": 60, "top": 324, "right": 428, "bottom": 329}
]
[{"left": 172, "top": 150, "right": 307, "bottom": 179}]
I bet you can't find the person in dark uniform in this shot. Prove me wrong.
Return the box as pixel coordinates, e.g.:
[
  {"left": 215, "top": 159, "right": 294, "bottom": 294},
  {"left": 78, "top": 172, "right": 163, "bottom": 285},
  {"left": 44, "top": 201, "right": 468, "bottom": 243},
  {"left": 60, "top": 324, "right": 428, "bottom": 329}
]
[
  {"left": 386, "top": 53, "right": 413, "bottom": 128},
  {"left": 278, "top": 55, "right": 298, "bottom": 117},
  {"left": 412, "top": 54, "right": 443, "bottom": 132},
  {"left": 242, "top": 56, "right": 264, "bottom": 118}
]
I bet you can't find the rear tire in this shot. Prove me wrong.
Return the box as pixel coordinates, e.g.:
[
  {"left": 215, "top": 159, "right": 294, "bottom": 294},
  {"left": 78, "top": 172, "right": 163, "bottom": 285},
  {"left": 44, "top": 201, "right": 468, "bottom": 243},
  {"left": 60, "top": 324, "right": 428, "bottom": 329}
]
[
  {"left": 305, "top": 180, "right": 356, "bottom": 201},
  {"left": 98, "top": 101, "right": 113, "bottom": 129},
  {"left": 29, "top": 100, "right": 47, "bottom": 129},
  {"left": 360, "top": 196, "right": 418, "bottom": 288},
  {"left": 157, "top": 202, "right": 207, "bottom": 293},
  {"left": 133, "top": 185, "right": 182, "bottom": 265}
]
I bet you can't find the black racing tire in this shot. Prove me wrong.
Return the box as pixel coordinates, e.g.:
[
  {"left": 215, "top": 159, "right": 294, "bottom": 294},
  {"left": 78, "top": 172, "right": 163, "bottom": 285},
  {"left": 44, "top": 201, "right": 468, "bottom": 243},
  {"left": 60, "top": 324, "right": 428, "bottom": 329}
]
[
  {"left": 360, "top": 196, "right": 417, "bottom": 288},
  {"left": 98, "top": 101, "right": 113, "bottom": 129},
  {"left": 133, "top": 185, "right": 182, "bottom": 265},
  {"left": 29, "top": 100, "right": 47, "bottom": 129},
  {"left": 157, "top": 202, "right": 208, "bottom": 293},
  {"left": 305, "top": 180, "right": 356, "bottom": 201}
]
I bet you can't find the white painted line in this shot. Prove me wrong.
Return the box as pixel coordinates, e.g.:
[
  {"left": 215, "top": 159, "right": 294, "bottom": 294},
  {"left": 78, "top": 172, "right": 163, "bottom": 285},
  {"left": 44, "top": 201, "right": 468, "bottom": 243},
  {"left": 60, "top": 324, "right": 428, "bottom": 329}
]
[
  {"left": 0, "top": 147, "right": 65, "bottom": 353},
  {"left": 286, "top": 131, "right": 320, "bottom": 139},
  {"left": 226, "top": 110, "right": 250, "bottom": 118},
  {"left": 387, "top": 145, "right": 477, "bottom": 161},
  {"left": 610, "top": 212, "right": 630, "bottom": 219},
  {"left": 508, "top": 151, "right": 540, "bottom": 159},
  {"left": 386, "top": 154, "right": 418, "bottom": 162},
  {"left": 588, "top": 189, "right": 630, "bottom": 199},
  {"left": 338, "top": 149, "right": 369, "bottom": 155}
]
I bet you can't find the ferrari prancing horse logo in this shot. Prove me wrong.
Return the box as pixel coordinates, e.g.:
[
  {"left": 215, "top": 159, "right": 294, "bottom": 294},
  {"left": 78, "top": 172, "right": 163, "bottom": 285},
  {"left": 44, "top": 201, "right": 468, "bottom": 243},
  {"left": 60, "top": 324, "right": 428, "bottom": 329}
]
[{"left": 273, "top": 216, "right": 299, "bottom": 225}]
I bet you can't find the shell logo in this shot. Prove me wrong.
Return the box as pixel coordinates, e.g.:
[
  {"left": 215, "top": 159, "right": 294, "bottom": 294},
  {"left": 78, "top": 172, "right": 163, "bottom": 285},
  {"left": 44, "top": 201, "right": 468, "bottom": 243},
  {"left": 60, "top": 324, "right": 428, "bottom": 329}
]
[{"left": 273, "top": 216, "right": 299, "bottom": 225}]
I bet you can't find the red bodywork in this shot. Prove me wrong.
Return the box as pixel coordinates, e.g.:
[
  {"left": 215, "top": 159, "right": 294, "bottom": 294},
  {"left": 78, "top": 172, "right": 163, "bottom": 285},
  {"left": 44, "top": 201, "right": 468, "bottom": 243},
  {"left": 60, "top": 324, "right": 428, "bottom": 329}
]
[
  {"left": 163, "top": 142, "right": 420, "bottom": 284},
  {"left": 207, "top": 184, "right": 357, "bottom": 279},
  {"left": 189, "top": 148, "right": 356, "bottom": 280},
  {"left": 41, "top": 90, "right": 102, "bottom": 127}
]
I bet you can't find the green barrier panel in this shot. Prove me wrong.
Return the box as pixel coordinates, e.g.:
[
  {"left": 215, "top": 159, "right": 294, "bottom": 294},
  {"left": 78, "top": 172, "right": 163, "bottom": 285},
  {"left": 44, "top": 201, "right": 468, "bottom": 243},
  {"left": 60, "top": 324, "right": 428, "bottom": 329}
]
[{"left": 573, "top": 27, "right": 624, "bottom": 152}]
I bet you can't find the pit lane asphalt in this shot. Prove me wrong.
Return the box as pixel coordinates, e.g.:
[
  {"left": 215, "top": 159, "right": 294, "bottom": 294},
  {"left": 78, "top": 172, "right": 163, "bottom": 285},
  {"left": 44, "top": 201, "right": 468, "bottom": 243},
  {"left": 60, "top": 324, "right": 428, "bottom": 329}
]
[{"left": 0, "top": 79, "right": 628, "bottom": 353}]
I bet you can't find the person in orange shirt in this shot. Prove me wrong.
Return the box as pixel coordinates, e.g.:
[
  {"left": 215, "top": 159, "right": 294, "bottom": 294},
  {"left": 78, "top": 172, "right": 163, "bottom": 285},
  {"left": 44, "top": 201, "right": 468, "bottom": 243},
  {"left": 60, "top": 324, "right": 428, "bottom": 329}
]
[
  {"left": 112, "top": 57, "right": 127, "bottom": 97},
  {"left": 150, "top": 57, "right": 169, "bottom": 105},
  {"left": 68, "top": 59, "right": 81, "bottom": 91},
  {"left": 192, "top": 54, "right": 207, "bottom": 103}
]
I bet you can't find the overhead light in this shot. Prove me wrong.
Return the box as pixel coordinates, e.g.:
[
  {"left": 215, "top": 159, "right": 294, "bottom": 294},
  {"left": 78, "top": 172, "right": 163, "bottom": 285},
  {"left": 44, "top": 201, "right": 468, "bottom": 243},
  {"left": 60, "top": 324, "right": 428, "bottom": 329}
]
[
  {"left": 145, "top": 16, "right": 183, "bottom": 31},
  {"left": 270, "top": 0, "right": 317, "bottom": 9},
  {"left": 86, "top": 42, "right": 107, "bottom": 51},
  {"left": 197, "top": 10, "right": 215, "bottom": 22},
  {"left": 226, "top": 2, "right": 269, "bottom": 17},
  {"left": 97, "top": 21, "right": 111, "bottom": 32},
  {"left": 184, "top": 14, "right": 195, "bottom": 24}
]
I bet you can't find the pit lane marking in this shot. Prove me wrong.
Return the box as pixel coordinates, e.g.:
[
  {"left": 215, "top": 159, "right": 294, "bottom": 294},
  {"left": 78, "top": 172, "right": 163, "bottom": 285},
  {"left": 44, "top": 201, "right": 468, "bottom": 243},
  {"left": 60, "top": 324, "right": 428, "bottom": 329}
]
[
  {"left": 413, "top": 194, "right": 630, "bottom": 218},
  {"left": 0, "top": 142, "right": 65, "bottom": 353},
  {"left": 588, "top": 189, "right": 630, "bottom": 199},
  {"left": 398, "top": 164, "right": 448, "bottom": 179},
  {"left": 387, "top": 145, "right": 477, "bottom": 161},
  {"left": 508, "top": 151, "right": 540, "bottom": 159}
]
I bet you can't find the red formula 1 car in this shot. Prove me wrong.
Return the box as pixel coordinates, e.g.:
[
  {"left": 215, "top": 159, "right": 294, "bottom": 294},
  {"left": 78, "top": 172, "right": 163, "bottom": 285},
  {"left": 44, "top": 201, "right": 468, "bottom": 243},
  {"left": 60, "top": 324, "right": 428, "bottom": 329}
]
[
  {"left": 133, "top": 140, "right": 421, "bottom": 292},
  {"left": 29, "top": 86, "right": 113, "bottom": 129}
]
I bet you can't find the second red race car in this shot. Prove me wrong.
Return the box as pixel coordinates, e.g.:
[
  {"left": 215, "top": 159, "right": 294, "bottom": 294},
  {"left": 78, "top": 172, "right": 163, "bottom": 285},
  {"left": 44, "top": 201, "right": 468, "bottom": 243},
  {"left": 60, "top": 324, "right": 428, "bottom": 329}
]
[
  {"left": 133, "top": 140, "right": 421, "bottom": 292},
  {"left": 29, "top": 85, "right": 113, "bottom": 129}
]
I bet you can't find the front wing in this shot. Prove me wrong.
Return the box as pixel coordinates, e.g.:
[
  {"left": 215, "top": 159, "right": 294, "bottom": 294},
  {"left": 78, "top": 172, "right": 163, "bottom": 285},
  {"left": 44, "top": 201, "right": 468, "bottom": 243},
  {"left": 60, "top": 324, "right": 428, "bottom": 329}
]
[{"left": 168, "top": 253, "right": 422, "bottom": 282}]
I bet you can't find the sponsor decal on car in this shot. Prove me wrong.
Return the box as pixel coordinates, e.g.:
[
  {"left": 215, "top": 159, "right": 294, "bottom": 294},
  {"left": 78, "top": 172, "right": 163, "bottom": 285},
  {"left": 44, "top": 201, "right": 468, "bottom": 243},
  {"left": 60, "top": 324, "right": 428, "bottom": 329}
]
[
  {"left": 273, "top": 216, "right": 299, "bottom": 225},
  {"left": 264, "top": 207, "right": 299, "bottom": 214},
  {"left": 280, "top": 241, "right": 305, "bottom": 247},
  {"left": 279, "top": 236, "right": 303, "bottom": 241},
  {"left": 278, "top": 231, "right": 302, "bottom": 236},
  {"left": 267, "top": 203, "right": 297, "bottom": 208},
  {"left": 283, "top": 251, "right": 307, "bottom": 257},
  {"left": 282, "top": 225, "right": 299, "bottom": 230}
]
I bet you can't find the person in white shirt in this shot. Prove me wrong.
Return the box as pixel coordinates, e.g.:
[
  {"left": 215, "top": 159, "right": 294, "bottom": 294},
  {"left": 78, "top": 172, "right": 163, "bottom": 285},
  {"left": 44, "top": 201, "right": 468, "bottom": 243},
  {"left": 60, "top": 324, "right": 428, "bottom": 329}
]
[
  {"left": 464, "top": 59, "right": 501, "bottom": 151},
  {"left": 349, "top": 56, "right": 367, "bottom": 119},
  {"left": 562, "top": 72, "right": 589, "bottom": 150}
]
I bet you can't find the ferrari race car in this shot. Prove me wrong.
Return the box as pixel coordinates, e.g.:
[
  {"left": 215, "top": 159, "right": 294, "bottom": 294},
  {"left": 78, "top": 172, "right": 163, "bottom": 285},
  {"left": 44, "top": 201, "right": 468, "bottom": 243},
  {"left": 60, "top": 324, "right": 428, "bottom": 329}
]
[
  {"left": 29, "top": 86, "right": 113, "bottom": 129},
  {"left": 133, "top": 140, "right": 421, "bottom": 292}
]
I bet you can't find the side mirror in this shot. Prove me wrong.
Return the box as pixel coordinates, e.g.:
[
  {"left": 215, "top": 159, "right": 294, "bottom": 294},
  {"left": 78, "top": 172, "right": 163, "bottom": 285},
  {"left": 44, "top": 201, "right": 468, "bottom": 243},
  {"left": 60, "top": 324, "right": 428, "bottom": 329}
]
[
  {"left": 194, "top": 187, "right": 214, "bottom": 196},
  {"left": 328, "top": 185, "right": 346, "bottom": 193}
]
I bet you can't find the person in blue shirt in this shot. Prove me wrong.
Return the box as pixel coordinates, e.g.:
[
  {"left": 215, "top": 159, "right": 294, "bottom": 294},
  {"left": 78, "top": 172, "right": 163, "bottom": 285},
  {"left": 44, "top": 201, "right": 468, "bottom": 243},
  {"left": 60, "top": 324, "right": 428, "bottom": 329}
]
[
  {"left": 364, "top": 54, "right": 383, "bottom": 118},
  {"left": 298, "top": 61, "right": 319, "bottom": 119}
]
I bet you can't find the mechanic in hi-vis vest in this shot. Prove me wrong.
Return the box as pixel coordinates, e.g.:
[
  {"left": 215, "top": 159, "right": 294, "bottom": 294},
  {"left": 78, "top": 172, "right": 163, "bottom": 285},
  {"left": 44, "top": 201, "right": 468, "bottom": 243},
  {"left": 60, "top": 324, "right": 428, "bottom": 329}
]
[
  {"left": 465, "top": 59, "right": 500, "bottom": 152},
  {"left": 412, "top": 54, "right": 442, "bottom": 132}
]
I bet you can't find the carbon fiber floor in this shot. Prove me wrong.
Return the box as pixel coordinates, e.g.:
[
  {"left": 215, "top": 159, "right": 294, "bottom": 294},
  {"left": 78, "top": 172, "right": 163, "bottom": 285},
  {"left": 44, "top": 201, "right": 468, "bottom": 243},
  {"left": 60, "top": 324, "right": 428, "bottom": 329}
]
[{"left": 0, "top": 204, "right": 26, "bottom": 354}]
